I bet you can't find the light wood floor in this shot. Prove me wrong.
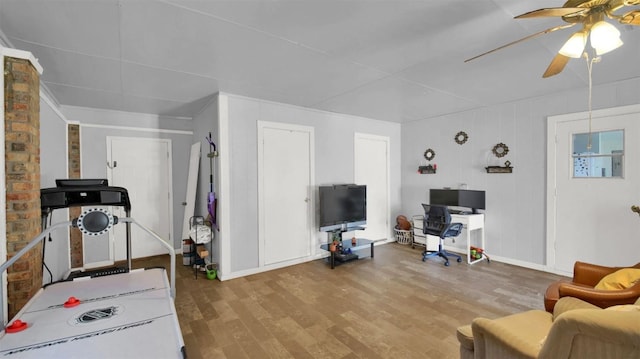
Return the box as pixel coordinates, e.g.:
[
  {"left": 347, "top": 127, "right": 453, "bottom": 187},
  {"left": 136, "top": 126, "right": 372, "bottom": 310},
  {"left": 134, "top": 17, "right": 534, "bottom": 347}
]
[{"left": 136, "top": 243, "right": 565, "bottom": 359}]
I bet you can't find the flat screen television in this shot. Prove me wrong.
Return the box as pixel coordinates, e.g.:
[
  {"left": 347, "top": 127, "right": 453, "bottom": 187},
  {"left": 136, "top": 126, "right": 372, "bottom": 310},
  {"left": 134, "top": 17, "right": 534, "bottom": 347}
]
[
  {"left": 429, "top": 189, "right": 485, "bottom": 214},
  {"left": 318, "top": 184, "right": 366, "bottom": 232}
]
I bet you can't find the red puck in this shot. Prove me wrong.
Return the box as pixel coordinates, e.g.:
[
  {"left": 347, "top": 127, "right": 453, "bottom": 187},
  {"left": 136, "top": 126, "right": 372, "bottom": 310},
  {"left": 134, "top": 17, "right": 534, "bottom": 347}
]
[
  {"left": 6, "top": 319, "right": 27, "bottom": 333},
  {"left": 64, "top": 296, "right": 81, "bottom": 308}
]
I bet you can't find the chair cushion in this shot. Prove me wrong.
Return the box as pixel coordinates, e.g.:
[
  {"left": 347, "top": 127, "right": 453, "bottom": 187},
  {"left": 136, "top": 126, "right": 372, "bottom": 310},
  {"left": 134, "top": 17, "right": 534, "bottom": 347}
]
[
  {"left": 492, "top": 310, "right": 553, "bottom": 341},
  {"left": 604, "top": 304, "right": 640, "bottom": 312},
  {"left": 553, "top": 296, "right": 600, "bottom": 320},
  {"left": 594, "top": 268, "right": 640, "bottom": 290},
  {"left": 456, "top": 324, "right": 474, "bottom": 351}
]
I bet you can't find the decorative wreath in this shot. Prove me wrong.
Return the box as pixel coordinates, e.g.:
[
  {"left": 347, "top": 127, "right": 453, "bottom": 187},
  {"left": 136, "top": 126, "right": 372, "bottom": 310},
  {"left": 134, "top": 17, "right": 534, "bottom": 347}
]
[
  {"left": 454, "top": 131, "right": 469, "bottom": 145},
  {"left": 492, "top": 143, "right": 509, "bottom": 158},
  {"left": 423, "top": 148, "right": 436, "bottom": 161}
]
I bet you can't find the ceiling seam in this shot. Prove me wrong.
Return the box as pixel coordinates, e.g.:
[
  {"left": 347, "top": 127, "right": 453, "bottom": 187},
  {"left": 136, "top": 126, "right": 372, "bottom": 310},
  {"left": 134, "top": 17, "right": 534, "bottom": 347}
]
[
  {"left": 7, "top": 34, "right": 292, "bottom": 94},
  {"left": 160, "top": 1, "right": 399, "bottom": 78},
  {"left": 42, "top": 80, "right": 192, "bottom": 104},
  {"left": 160, "top": 0, "right": 477, "bottom": 108},
  {"left": 117, "top": 0, "right": 124, "bottom": 96}
]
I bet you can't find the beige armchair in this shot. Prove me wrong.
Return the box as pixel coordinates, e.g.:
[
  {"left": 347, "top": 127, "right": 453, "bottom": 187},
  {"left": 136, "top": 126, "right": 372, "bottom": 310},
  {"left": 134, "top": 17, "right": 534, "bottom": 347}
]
[{"left": 457, "top": 296, "right": 640, "bottom": 359}]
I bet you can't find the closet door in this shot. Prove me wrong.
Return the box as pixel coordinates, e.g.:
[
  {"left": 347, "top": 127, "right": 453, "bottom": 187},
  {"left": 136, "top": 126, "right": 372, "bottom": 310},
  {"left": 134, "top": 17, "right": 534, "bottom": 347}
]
[
  {"left": 258, "top": 121, "right": 314, "bottom": 265},
  {"left": 355, "top": 133, "right": 390, "bottom": 241},
  {"left": 107, "top": 137, "right": 173, "bottom": 260}
]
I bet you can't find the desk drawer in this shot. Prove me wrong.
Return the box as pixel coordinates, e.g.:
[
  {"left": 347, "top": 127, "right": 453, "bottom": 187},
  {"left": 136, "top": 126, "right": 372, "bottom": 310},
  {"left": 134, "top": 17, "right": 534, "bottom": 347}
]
[{"left": 412, "top": 215, "right": 424, "bottom": 229}]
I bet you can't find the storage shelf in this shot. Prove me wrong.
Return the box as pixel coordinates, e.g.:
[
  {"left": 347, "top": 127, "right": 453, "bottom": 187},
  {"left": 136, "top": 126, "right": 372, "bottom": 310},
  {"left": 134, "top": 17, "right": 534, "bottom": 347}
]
[{"left": 485, "top": 166, "right": 513, "bottom": 173}]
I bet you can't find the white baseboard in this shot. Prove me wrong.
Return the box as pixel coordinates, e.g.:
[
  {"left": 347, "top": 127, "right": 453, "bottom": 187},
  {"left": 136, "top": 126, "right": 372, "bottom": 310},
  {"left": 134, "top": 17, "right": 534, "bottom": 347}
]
[
  {"left": 218, "top": 253, "right": 327, "bottom": 281},
  {"left": 217, "top": 241, "right": 572, "bottom": 282},
  {"left": 443, "top": 245, "right": 572, "bottom": 278},
  {"left": 219, "top": 239, "right": 391, "bottom": 281}
]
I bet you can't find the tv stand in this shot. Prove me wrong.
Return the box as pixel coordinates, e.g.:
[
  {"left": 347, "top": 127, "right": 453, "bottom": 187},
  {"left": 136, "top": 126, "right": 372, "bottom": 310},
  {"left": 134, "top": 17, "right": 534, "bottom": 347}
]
[{"left": 320, "top": 228, "right": 374, "bottom": 269}]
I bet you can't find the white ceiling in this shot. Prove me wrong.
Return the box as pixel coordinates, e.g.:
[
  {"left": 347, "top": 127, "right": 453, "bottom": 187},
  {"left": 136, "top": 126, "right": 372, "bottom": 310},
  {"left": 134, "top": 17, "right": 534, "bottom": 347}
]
[{"left": 0, "top": 0, "right": 638, "bottom": 123}]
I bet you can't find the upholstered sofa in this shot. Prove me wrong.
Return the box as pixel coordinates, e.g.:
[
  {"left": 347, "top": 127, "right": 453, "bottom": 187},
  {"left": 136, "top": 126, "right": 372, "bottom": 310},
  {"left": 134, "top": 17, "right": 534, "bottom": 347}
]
[{"left": 457, "top": 296, "right": 640, "bottom": 359}]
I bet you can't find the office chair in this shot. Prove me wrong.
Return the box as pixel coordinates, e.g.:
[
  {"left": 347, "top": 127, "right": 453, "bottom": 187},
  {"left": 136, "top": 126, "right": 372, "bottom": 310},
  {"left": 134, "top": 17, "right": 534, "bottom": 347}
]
[{"left": 422, "top": 205, "right": 463, "bottom": 266}]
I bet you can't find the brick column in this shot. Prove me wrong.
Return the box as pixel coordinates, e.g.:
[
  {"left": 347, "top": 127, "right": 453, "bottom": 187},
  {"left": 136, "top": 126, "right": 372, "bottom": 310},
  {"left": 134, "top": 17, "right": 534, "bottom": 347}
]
[
  {"left": 67, "top": 124, "right": 82, "bottom": 268},
  {"left": 4, "top": 55, "right": 41, "bottom": 318}
]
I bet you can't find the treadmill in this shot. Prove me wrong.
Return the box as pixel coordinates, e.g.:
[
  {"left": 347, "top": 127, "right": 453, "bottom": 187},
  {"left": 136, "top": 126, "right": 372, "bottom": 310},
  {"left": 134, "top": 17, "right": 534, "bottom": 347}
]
[{"left": 0, "top": 179, "right": 185, "bottom": 358}]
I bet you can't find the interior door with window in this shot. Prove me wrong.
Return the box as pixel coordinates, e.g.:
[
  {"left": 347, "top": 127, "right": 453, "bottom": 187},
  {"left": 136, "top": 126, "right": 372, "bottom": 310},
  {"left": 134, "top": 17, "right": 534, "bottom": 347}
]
[{"left": 548, "top": 106, "right": 640, "bottom": 275}]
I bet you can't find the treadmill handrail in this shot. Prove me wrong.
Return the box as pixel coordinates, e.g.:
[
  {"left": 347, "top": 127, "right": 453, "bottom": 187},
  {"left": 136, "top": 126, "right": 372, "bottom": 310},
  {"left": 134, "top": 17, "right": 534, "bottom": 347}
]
[
  {"left": 119, "top": 217, "right": 176, "bottom": 299},
  {"left": 0, "top": 217, "right": 177, "bottom": 329},
  {"left": 0, "top": 221, "right": 72, "bottom": 328}
]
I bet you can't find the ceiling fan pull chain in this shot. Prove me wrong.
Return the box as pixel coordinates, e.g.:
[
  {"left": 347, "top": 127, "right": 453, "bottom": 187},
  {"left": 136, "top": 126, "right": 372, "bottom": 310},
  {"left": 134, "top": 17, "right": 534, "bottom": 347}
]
[{"left": 584, "top": 52, "right": 600, "bottom": 151}]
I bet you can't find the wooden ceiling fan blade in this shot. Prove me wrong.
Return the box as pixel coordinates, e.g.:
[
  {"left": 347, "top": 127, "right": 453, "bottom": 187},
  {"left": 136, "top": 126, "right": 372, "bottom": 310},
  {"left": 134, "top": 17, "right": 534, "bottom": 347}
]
[
  {"left": 515, "top": 7, "right": 589, "bottom": 19},
  {"left": 542, "top": 54, "right": 571, "bottom": 78},
  {"left": 465, "top": 23, "right": 576, "bottom": 63},
  {"left": 620, "top": 10, "right": 640, "bottom": 25}
]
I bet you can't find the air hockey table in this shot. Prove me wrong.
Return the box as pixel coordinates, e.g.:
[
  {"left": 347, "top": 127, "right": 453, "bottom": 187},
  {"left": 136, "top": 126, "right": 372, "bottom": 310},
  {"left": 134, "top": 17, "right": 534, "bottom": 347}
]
[{"left": 0, "top": 180, "right": 186, "bottom": 358}]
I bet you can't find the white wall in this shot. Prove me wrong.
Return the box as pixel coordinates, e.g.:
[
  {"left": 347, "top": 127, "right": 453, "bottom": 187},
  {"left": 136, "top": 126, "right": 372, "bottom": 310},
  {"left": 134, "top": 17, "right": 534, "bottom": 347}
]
[
  {"left": 191, "top": 96, "right": 220, "bottom": 267},
  {"left": 40, "top": 94, "right": 70, "bottom": 283},
  {"left": 221, "top": 93, "right": 402, "bottom": 276},
  {"left": 60, "top": 106, "right": 194, "bottom": 251},
  {"left": 401, "top": 77, "right": 640, "bottom": 268}
]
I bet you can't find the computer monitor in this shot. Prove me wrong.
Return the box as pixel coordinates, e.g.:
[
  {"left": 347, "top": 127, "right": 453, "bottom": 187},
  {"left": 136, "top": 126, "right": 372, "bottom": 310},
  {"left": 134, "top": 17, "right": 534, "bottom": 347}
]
[{"left": 429, "top": 189, "right": 485, "bottom": 214}]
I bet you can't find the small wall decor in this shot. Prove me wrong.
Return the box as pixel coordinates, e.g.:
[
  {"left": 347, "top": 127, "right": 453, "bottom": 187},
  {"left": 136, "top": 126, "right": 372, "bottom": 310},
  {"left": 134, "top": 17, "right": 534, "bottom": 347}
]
[
  {"left": 492, "top": 143, "right": 509, "bottom": 158},
  {"left": 418, "top": 163, "right": 437, "bottom": 174},
  {"left": 419, "top": 148, "right": 437, "bottom": 174},
  {"left": 454, "top": 131, "right": 468, "bottom": 145},
  {"left": 423, "top": 148, "right": 436, "bottom": 161},
  {"left": 486, "top": 160, "right": 513, "bottom": 173},
  {"left": 486, "top": 143, "right": 512, "bottom": 173}
]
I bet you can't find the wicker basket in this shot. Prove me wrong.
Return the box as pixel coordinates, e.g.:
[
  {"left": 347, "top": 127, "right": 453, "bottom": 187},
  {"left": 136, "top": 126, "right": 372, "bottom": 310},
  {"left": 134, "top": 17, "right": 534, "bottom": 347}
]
[{"left": 394, "top": 228, "right": 413, "bottom": 245}]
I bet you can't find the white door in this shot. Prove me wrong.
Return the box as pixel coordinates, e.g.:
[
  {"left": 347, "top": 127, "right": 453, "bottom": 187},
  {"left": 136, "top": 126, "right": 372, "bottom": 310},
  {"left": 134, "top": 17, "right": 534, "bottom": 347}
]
[
  {"left": 107, "top": 137, "right": 173, "bottom": 260},
  {"left": 548, "top": 106, "right": 640, "bottom": 275},
  {"left": 354, "top": 133, "right": 390, "bottom": 241},
  {"left": 258, "top": 122, "right": 314, "bottom": 266}
]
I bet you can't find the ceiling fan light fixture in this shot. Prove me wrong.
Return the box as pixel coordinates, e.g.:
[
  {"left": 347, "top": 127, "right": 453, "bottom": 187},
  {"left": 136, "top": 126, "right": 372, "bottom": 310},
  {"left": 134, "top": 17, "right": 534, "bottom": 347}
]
[
  {"left": 559, "top": 31, "right": 587, "bottom": 58},
  {"left": 590, "top": 20, "right": 623, "bottom": 55}
]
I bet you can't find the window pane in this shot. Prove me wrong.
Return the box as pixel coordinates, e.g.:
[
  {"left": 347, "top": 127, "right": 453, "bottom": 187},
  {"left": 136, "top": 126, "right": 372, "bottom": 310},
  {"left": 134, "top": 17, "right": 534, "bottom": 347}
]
[{"left": 572, "top": 129, "right": 623, "bottom": 178}]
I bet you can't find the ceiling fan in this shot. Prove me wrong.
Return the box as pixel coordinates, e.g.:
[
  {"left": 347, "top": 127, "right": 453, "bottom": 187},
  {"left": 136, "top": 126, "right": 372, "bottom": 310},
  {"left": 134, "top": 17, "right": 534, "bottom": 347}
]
[{"left": 466, "top": 0, "right": 640, "bottom": 77}]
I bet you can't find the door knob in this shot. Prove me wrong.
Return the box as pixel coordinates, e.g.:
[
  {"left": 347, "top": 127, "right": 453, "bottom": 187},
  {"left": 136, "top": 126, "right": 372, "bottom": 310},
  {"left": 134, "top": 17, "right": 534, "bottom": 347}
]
[{"left": 632, "top": 205, "right": 640, "bottom": 216}]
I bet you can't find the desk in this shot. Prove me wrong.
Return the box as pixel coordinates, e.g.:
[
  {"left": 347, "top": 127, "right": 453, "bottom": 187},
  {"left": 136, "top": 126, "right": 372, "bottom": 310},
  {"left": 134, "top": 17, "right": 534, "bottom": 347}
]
[
  {"left": 413, "top": 213, "right": 487, "bottom": 265},
  {"left": 451, "top": 213, "right": 486, "bottom": 264}
]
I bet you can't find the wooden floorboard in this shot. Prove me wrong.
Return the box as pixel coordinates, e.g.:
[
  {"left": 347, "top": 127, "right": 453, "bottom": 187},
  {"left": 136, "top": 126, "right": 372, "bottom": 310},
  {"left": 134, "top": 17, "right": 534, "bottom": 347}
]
[{"left": 134, "top": 243, "right": 565, "bottom": 359}]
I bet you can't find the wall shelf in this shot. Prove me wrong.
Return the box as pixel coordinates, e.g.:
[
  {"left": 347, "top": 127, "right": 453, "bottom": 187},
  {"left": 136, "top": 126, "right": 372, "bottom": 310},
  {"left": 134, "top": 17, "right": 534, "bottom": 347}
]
[
  {"left": 418, "top": 165, "right": 437, "bottom": 174},
  {"left": 485, "top": 166, "right": 513, "bottom": 173}
]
